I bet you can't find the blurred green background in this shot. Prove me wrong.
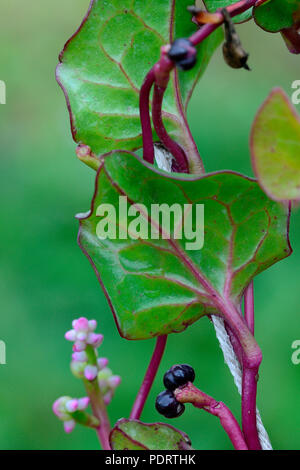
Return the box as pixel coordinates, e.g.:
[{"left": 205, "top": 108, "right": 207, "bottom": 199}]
[{"left": 0, "top": 0, "right": 299, "bottom": 450}]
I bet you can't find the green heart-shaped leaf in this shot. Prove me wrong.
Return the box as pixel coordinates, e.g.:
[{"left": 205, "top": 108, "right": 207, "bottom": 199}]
[
  {"left": 254, "top": 0, "right": 300, "bottom": 32},
  {"left": 78, "top": 150, "right": 291, "bottom": 339},
  {"left": 57, "top": 0, "right": 223, "bottom": 172},
  {"left": 251, "top": 88, "right": 300, "bottom": 201},
  {"left": 203, "top": 0, "right": 253, "bottom": 23},
  {"left": 110, "top": 419, "right": 192, "bottom": 450}
]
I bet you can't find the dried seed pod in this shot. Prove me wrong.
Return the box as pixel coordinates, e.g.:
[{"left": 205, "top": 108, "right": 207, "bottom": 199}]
[{"left": 222, "top": 8, "right": 250, "bottom": 70}]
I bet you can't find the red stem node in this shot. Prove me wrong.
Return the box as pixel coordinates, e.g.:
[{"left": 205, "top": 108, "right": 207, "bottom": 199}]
[{"left": 175, "top": 383, "right": 248, "bottom": 450}]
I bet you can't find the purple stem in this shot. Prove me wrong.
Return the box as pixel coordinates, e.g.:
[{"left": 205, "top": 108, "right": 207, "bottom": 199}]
[
  {"left": 242, "top": 281, "right": 262, "bottom": 449},
  {"left": 189, "top": 0, "right": 262, "bottom": 47},
  {"left": 209, "top": 402, "right": 248, "bottom": 450},
  {"left": 215, "top": 300, "right": 262, "bottom": 450},
  {"left": 175, "top": 383, "right": 248, "bottom": 450},
  {"left": 224, "top": 292, "right": 261, "bottom": 450},
  {"left": 85, "top": 380, "right": 111, "bottom": 450},
  {"left": 152, "top": 84, "right": 189, "bottom": 173},
  {"left": 139, "top": 67, "right": 156, "bottom": 164},
  {"left": 137, "top": 0, "right": 267, "bottom": 447},
  {"left": 130, "top": 335, "right": 167, "bottom": 420},
  {"left": 242, "top": 366, "right": 261, "bottom": 450},
  {"left": 244, "top": 281, "right": 255, "bottom": 335}
]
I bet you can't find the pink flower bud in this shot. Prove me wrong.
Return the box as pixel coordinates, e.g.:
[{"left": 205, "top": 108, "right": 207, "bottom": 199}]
[
  {"left": 52, "top": 398, "right": 62, "bottom": 418},
  {"left": 77, "top": 397, "right": 90, "bottom": 410},
  {"left": 72, "top": 351, "right": 87, "bottom": 362},
  {"left": 84, "top": 365, "right": 98, "bottom": 381},
  {"left": 70, "top": 360, "right": 85, "bottom": 378},
  {"left": 74, "top": 317, "right": 89, "bottom": 331},
  {"left": 64, "top": 419, "right": 76, "bottom": 433},
  {"left": 65, "top": 399, "right": 78, "bottom": 413},
  {"left": 73, "top": 340, "right": 86, "bottom": 352},
  {"left": 108, "top": 375, "right": 121, "bottom": 389},
  {"left": 88, "top": 320, "right": 97, "bottom": 331},
  {"left": 76, "top": 331, "right": 87, "bottom": 341},
  {"left": 97, "top": 357, "right": 109, "bottom": 370},
  {"left": 65, "top": 329, "right": 76, "bottom": 341},
  {"left": 87, "top": 333, "right": 103, "bottom": 348},
  {"left": 103, "top": 391, "right": 113, "bottom": 406}
]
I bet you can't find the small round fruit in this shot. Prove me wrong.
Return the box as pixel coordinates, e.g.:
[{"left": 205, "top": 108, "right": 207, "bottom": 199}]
[
  {"left": 155, "top": 390, "right": 185, "bottom": 418},
  {"left": 163, "top": 364, "right": 195, "bottom": 390},
  {"left": 181, "top": 364, "right": 195, "bottom": 383},
  {"left": 168, "top": 38, "right": 191, "bottom": 61},
  {"left": 178, "top": 55, "right": 197, "bottom": 71}
]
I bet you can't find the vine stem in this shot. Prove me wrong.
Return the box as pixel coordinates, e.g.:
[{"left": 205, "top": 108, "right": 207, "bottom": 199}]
[
  {"left": 241, "top": 281, "right": 261, "bottom": 449},
  {"left": 139, "top": 68, "right": 156, "bottom": 164},
  {"left": 138, "top": 0, "right": 269, "bottom": 449},
  {"left": 244, "top": 281, "right": 255, "bottom": 334},
  {"left": 130, "top": 335, "right": 168, "bottom": 420},
  {"left": 84, "top": 379, "right": 111, "bottom": 450},
  {"left": 152, "top": 83, "right": 189, "bottom": 173},
  {"left": 223, "top": 283, "right": 262, "bottom": 450},
  {"left": 213, "top": 297, "right": 262, "bottom": 450},
  {"left": 190, "top": 0, "right": 264, "bottom": 46},
  {"left": 175, "top": 382, "right": 248, "bottom": 450},
  {"left": 139, "top": 0, "right": 267, "bottom": 170}
]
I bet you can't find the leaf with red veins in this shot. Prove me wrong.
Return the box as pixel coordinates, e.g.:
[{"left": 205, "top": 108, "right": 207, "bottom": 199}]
[
  {"left": 77, "top": 150, "right": 291, "bottom": 340},
  {"left": 56, "top": 0, "right": 223, "bottom": 173},
  {"left": 110, "top": 419, "right": 193, "bottom": 450},
  {"left": 251, "top": 88, "right": 300, "bottom": 202}
]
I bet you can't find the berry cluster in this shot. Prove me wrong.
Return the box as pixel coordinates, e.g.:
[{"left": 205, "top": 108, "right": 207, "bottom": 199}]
[
  {"left": 155, "top": 364, "right": 195, "bottom": 418},
  {"left": 168, "top": 38, "right": 197, "bottom": 70}
]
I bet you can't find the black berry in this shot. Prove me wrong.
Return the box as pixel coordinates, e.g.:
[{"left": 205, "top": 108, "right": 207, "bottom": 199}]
[
  {"left": 155, "top": 390, "right": 185, "bottom": 418},
  {"left": 163, "top": 364, "right": 195, "bottom": 390},
  {"left": 168, "top": 38, "right": 197, "bottom": 71},
  {"left": 168, "top": 38, "right": 191, "bottom": 61},
  {"left": 177, "top": 55, "right": 197, "bottom": 71}
]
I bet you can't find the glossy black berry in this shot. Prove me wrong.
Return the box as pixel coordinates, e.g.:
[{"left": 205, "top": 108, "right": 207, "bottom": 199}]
[
  {"left": 177, "top": 55, "right": 197, "bottom": 71},
  {"left": 168, "top": 38, "right": 191, "bottom": 61},
  {"left": 155, "top": 390, "right": 185, "bottom": 418},
  {"left": 163, "top": 364, "right": 195, "bottom": 390}
]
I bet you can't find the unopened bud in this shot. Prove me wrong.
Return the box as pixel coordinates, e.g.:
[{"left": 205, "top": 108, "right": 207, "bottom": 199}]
[
  {"left": 63, "top": 419, "right": 76, "bottom": 433},
  {"left": 84, "top": 365, "right": 98, "bottom": 381},
  {"left": 97, "top": 357, "right": 109, "bottom": 370}
]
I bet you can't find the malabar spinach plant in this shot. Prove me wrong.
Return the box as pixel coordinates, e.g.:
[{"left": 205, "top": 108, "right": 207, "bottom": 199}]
[{"left": 53, "top": 0, "right": 300, "bottom": 450}]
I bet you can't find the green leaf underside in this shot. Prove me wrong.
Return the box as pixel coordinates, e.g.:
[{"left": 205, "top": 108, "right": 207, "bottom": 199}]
[
  {"left": 254, "top": 0, "right": 300, "bottom": 32},
  {"left": 57, "top": 0, "right": 223, "bottom": 171},
  {"left": 203, "top": 0, "right": 253, "bottom": 23},
  {"left": 78, "top": 151, "right": 290, "bottom": 340},
  {"left": 110, "top": 419, "right": 192, "bottom": 450},
  {"left": 251, "top": 88, "right": 300, "bottom": 201}
]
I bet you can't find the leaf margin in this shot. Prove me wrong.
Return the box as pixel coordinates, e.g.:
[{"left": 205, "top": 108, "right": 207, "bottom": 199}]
[{"left": 250, "top": 86, "right": 300, "bottom": 202}]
